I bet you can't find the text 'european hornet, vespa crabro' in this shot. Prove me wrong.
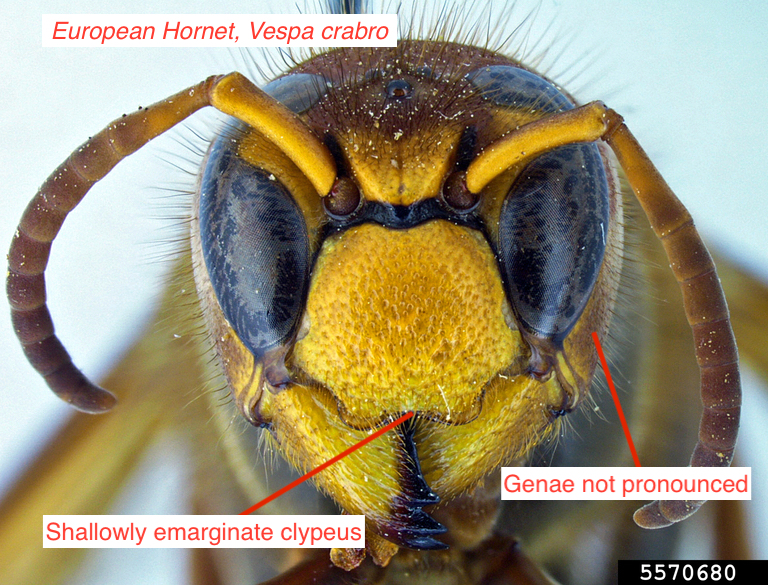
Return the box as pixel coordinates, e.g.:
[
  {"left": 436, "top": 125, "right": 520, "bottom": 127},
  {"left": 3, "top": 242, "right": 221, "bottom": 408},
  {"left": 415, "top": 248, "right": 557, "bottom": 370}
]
[{"left": 3, "top": 1, "right": 767, "bottom": 584}]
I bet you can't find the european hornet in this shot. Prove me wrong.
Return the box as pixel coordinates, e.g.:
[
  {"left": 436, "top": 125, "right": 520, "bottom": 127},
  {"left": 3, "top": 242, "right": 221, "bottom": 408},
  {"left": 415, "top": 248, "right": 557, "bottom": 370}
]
[{"left": 2, "top": 1, "right": 766, "bottom": 583}]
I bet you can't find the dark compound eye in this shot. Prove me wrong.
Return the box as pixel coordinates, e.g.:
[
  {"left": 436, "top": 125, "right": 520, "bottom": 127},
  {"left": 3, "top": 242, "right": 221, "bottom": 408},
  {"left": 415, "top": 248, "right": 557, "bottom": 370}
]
[
  {"left": 468, "top": 64, "right": 609, "bottom": 342},
  {"left": 466, "top": 65, "right": 573, "bottom": 114},
  {"left": 262, "top": 73, "right": 330, "bottom": 114},
  {"left": 199, "top": 137, "right": 310, "bottom": 360},
  {"left": 498, "top": 143, "right": 610, "bottom": 343}
]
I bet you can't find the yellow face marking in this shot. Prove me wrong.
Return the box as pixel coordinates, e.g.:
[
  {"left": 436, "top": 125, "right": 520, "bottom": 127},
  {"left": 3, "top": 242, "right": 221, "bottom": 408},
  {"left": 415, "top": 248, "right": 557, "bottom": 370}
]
[
  {"left": 257, "top": 382, "right": 403, "bottom": 540},
  {"left": 237, "top": 128, "right": 325, "bottom": 246},
  {"left": 338, "top": 125, "right": 463, "bottom": 206},
  {"left": 185, "top": 41, "right": 627, "bottom": 559},
  {"left": 291, "top": 221, "right": 522, "bottom": 427},
  {"left": 210, "top": 72, "right": 336, "bottom": 196},
  {"left": 416, "top": 373, "right": 560, "bottom": 497}
]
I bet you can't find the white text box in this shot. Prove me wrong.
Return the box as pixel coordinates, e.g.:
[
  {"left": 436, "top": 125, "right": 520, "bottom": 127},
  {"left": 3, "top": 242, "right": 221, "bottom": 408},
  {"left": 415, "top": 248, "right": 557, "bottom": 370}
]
[
  {"left": 501, "top": 467, "right": 751, "bottom": 501},
  {"left": 43, "top": 14, "right": 398, "bottom": 47},
  {"left": 43, "top": 515, "right": 365, "bottom": 548}
]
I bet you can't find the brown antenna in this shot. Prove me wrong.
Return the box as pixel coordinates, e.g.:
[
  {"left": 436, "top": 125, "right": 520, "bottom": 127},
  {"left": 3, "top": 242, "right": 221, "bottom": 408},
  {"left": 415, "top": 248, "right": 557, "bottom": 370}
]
[
  {"left": 7, "top": 73, "right": 336, "bottom": 413},
  {"left": 602, "top": 111, "right": 740, "bottom": 527},
  {"left": 465, "top": 102, "right": 741, "bottom": 526}
]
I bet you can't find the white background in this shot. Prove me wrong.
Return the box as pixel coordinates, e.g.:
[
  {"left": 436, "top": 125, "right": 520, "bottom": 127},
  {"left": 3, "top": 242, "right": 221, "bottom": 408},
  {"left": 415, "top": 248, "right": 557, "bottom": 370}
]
[{"left": 1, "top": 0, "right": 766, "bottom": 582}]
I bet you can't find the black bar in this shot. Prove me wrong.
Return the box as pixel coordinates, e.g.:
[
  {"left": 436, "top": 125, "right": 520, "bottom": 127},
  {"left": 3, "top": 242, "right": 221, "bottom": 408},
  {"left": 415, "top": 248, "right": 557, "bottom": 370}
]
[{"left": 618, "top": 560, "right": 764, "bottom": 584}]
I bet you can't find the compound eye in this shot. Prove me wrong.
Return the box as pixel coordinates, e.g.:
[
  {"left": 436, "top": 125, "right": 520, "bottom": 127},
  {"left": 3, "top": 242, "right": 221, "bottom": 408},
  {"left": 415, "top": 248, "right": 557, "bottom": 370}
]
[
  {"left": 466, "top": 65, "right": 573, "bottom": 114},
  {"left": 261, "top": 73, "right": 330, "bottom": 113},
  {"left": 199, "top": 139, "right": 310, "bottom": 360},
  {"left": 498, "top": 143, "right": 610, "bottom": 343}
]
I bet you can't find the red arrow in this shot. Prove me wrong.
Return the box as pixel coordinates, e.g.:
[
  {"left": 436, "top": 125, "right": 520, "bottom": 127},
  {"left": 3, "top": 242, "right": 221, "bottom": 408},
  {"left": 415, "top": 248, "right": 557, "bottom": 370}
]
[{"left": 592, "top": 332, "right": 642, "bottom": 467}]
